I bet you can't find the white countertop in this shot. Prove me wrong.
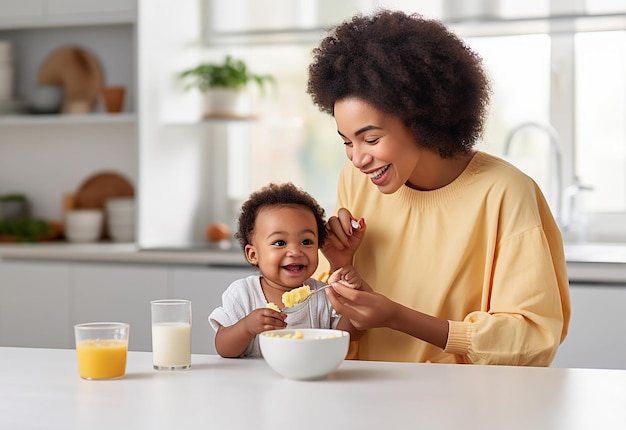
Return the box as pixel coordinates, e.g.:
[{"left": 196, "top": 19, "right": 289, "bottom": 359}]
[
  {"left": 1, "top": 347, "right": 625, "bottom": 430},
  {"left": 1, "top": 242, "right": 626, "bottom": 282}
]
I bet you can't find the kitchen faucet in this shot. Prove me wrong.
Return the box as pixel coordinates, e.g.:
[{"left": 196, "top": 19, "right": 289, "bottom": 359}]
[{"left": 503, "top": 122, "right": 563, "bottom": 225}]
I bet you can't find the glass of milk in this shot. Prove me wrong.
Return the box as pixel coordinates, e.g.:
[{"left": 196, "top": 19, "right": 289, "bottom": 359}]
[{"left": 151, "top": 299, "right": 192, "bottom": 370}]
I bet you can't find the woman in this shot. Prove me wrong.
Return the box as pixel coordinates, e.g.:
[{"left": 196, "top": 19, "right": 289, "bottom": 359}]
[{"left": 307, "top": 10, "right": 570, "bottom": 365}]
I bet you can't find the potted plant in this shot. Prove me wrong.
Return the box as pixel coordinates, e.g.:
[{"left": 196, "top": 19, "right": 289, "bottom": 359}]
[{"left": 179, "top": 55, "right": 275, "bottom": 118}]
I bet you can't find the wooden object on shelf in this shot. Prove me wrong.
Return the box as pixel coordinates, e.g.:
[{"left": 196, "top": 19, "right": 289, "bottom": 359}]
[
  {"left": 74, "top": 172, "right": 134, "bottom": 210},
  {"left": 101, "top": 86, "right": 125, "bottom": 113},
  {"left": 38, "top": 46, "right": 104, "bottom": 114},
  {"left": 74, "top": 172, "right": 134, "bottom": 239}
]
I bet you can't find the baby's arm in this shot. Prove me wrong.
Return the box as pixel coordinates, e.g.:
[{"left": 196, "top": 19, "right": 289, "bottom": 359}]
[{"left": 214, "top": 308, "right": 287, "bottom": 358}]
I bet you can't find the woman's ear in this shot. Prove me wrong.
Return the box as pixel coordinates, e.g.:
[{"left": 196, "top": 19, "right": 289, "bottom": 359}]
[{"left": 244, "top": 244, "right": 258, "bottom": 265}]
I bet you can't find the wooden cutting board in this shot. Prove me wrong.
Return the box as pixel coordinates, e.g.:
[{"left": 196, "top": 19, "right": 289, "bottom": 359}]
[
  {"left": 74, "top": 172, "right": 134, "bottom": 210},
  {"left": 38, "top": 46, "right": 104, "bottom": 113}
]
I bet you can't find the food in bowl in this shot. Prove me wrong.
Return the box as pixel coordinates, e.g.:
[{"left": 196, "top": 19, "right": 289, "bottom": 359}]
[
  {"left": 259, "top": 328, "right": 349, "bottom": 380},
  {"left": 264, "top": 330, "right": 304, "bottom": 339},
  {"left": 282, "top": 285, "right": 312, "bottom": 308}
]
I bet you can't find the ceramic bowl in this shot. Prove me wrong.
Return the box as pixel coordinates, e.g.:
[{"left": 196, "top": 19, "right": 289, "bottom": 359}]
[
  {"left": 105, "top": 197, "right": 135, "bottom": 214},
  {"left": 108, "top": 224, "right": 135, "bottom": 242},
  {"left": 259, "top": 328, "right": 349, "bottom": 380},
  {"left": 65, "top": 210, "right": 103, "bottom": 242}
]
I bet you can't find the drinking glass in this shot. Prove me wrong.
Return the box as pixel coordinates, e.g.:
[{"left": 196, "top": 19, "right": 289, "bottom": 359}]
[
  {"left": 151, "top": 299, "right": 192, "bottom": 370},
  {"left": 74, "top": 322, "right": 129, "bottom": 380}
]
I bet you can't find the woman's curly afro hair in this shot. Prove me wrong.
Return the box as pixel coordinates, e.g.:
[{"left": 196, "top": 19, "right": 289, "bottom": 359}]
[
  {"left": 235, "top": 182, "right": 328, "bottom": 252},
  {"left": 307, "top": 9, "right": 491, "bottom": 158}
]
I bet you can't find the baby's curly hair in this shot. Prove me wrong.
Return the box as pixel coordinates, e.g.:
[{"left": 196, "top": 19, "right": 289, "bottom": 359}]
[
  {"left": 307, "top": 9, "right": 491, "bottom": 158},
  {"left": 235, "top": 182, "right": 328, "bottom": 252}
]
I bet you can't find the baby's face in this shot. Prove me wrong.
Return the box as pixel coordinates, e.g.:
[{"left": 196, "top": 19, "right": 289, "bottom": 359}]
[{"left": 246, "top": 205, "right": 319, "bottom": 291}]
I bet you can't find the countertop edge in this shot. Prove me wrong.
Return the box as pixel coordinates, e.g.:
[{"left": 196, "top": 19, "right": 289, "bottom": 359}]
[
  {"left": 0, "top": 243, "right": 249, "bottom": 267},
  {"left": 1, "top": 243, "right": 626, "bottom": 283}
]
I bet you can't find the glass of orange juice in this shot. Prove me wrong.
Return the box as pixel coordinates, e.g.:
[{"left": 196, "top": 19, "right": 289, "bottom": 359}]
[{"left": 74, "top": 322, "right": 130, "bottom": 380}]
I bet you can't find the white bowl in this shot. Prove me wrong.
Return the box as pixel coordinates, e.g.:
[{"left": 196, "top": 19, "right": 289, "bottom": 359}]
[
  {"left": 65, "top": 209, "right": 103, "bottom": 227},
  {"left": 109, "top": 224, "right": 135, "bottom": 242},
  {"left": 259, "top": 328, "right": 349, "bottom": 380},
  {"left": 65, "top": 210, "right": 103, "bottom": 242},
  {"left": 107, "top": 213, "right": 135, "bottom": 225},
  {"left": 105, "top": 197, "right": 135, "bottom": 215},
  {"left": 65, "top": 225, "right": 101, "bottom": 243}
]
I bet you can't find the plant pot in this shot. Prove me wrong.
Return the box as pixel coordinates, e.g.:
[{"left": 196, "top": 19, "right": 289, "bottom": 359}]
[{"left": 202, "top": 88, "right": 251, "bottom": 118}]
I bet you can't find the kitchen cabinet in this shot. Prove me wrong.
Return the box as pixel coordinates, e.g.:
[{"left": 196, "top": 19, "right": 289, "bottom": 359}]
[
  {"left": 0, "top": 258, "right": 255, "bottom": 353},
  {"left": 72, "top": 263, "right": 169, "bottom": 352},
  {"left": 171, "top": 266, "right": 256, "bottom": 354},
  {"left": 551, "top": 282, "right": 626, "bottom": 370},
  {"left": 0, "top": 260, "right": 73, "bottom": 348}
]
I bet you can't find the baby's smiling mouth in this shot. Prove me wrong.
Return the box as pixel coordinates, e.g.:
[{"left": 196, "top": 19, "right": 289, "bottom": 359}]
[{"left": 283, "top": 264, "right": 305, "bottom": 273}]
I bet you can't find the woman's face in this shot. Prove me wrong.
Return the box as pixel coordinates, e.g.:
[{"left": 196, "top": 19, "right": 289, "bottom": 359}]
[
  {"left": 334, "top": 97, "right": 424, "bottom": 194},
  {"left": 244, "top": 205, "right": 319, "bottom": 292}
]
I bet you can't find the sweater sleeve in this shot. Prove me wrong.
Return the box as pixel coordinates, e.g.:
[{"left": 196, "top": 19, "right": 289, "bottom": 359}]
[{"left": 444, "top": 226, "right": 569, "bottom": 366}]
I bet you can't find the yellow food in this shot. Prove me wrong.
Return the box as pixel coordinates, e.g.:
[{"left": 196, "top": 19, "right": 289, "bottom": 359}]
[
  {"left": 266, "top": 302, "right": 280, "bottom": 312},
  {"left": 282, "top": 285, "right": 312, "bottom": 308},
  {"left": 264, "top": 331, "right": 304, "bottom": 339}
]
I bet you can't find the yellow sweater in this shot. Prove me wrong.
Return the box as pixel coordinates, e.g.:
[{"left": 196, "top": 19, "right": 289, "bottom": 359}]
[{"left": 321, "top": 151, "right": 570, "bottom": 366}]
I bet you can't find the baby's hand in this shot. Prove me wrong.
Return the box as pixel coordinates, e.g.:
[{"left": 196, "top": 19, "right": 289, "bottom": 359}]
[{"left": 243, "top": 308, "right": 287, "bottom": 335}]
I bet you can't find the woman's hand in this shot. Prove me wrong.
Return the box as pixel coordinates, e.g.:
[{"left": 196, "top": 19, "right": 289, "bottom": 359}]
[
  {"left": 328, "top": 264, "right": 373, "bottom": 292},
  {"left": 322, "top": 208, "right": 366, "bottom": 271},
  {"left": 325, "top": 283, "right": 395, "bottom": 331},
  {"left": 326, "top": 283, "right": 450, "bottom": 349}
]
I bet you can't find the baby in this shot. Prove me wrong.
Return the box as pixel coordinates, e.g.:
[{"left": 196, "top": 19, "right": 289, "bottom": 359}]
[{"left": 209, "top": 182, "right": 365, "bottom": 358}]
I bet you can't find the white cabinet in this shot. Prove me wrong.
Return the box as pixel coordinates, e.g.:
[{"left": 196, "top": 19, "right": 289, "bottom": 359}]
[
  {"left": 551, "top": 283, "right": 626, "bottom": 370},
  {"left": 171, "top": 266, "right": 256, "bottom": 354},
  {"left": 0, "top": 258, "right": 255, "bottom": 353},
  {"left": 0, "top": 260, "right": 72, "bottom": 348},
  {"left": 72, "top": 263, "right": 169, "bottom": 352}
]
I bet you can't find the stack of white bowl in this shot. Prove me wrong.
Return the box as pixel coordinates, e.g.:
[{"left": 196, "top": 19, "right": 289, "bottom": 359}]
[
  {"left": 65, "top": 210, "right": 103, "bottom": 243},
  {"left": 105, "top": 197, "right": 135, "bottom": 242}
]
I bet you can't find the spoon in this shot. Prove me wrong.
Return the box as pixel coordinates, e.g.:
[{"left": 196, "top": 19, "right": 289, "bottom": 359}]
[{"left": 281, "top": 284, "right": 333, "bottom": 314}]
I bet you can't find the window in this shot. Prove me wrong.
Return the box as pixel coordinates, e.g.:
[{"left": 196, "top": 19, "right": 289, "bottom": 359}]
[{"left": 207, "top": 0, "right": 626, "bottom": 242}]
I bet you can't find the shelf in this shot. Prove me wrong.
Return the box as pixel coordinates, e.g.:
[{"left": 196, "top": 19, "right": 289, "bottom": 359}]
[
  {"left": 0, "top": 113, "right": 136, "bottom": 126},
  {"left": 165, "top": 116, "right": 304, "bottom": 127}
]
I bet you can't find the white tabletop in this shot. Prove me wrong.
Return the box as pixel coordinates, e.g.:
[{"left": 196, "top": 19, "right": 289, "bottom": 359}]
[{"left": 1, "top": 347, "right": 625, "bottom": 430}]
